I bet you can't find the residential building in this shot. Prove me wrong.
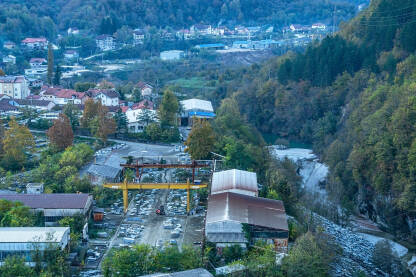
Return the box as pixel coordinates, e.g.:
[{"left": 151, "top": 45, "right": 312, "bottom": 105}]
[
  {"left": 160, "top": 50, "right": 185, "bottom": 61},
  {"left": 67, "top": 27, "right": 80, "bottom": 35},
  {"left": 136, "top": 81, "right": 153, "bottom": 98},
  {"left": 30, "top": 58, "right": 47, "bottom": 68},
  {"left": 87, "top": 164, "right": 121, "bottom": 185},
  {"left": 191, "top": 24, "right": 212, "bottom": 35},
  {"left": 312, "top": 23, "right": 327, "bottom": 30},
  {"left": 125, "top": 100, "right": 158, "bottom": 133},
  {"left": 232, "top": 40, "right": 250, "bottom": 49},
  {"left": 64, "top": 50, "right": 79, "bottom": 61},
  {"left": 195, "top": 43, "right": 225, "bottom": 50},
  {"left": 3, "top": 41, "right": 16, "bottom": 50},
  {"left": 21, "top": 38, "right": 48, "bottom": 50},
  {"left": 211, "top": 169, "right": 258, "bottom": 197},
  {"left": 0, "top": 193, "right": 93, "bottom": 226},
  {"left": 179, "top": 98, "right": 215, "bottom": 126},
  {"left": 2, "top": 55, "right": 16, "bottom": 65},
  {"left": 0, "top": 98, "right": 19, "bottom": 115},
  {"left": 40, "top": 87, "right": 87, "bottom": 105},
  {"left": 0, "top": 227, "right": 70, "bottom": 266},
  {"left": 96, "top": 35, "right": 115, "bottom": 51},
  {"left": 133, "top": 29, "right": 145, "bottom": 45},
  {"left": 176, "top": 29, "right": 192, "bottom": 40},
  {"left": 205, "top": 192, "right": 289, "bottom": 252},
  {"left": 12, "top": 99, "right": 55, "bottom": 111},
  {"left": 87, "top": 88, "right": 120, "bottom": 106},
  {"left": 0, "top": 76, "right": 30, "bottom": 99}
]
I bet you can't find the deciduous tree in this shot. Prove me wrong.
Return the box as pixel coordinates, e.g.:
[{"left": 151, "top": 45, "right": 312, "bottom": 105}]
[
  {"left": 47, "top": 114, "right": 74, "bottom": 151},
  {"left": 185, "top": 119, "right": 215, "bottom": 160},
  {"left": 159, "top": 89, "right": 178, "bottom": 126}
]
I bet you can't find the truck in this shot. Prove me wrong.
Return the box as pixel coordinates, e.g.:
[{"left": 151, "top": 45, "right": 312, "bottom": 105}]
[{"left": 156, "top": 205, "right": 165, "bottom": 215}]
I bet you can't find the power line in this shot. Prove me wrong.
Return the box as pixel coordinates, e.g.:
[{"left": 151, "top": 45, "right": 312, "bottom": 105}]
[
  {"left": 362, "top": 2, "right": 416, "bottom": 15},
  {"left": 355, "top": 17, "right": 416, "bottom": 27}
]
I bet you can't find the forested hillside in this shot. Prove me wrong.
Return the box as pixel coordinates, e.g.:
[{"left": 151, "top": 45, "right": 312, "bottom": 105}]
[
  {"left": 211, "top": 0, "right": 416, "bottom": 239},
  {"left": 0, "top": 0, "right": 358, "bottom": 42}
]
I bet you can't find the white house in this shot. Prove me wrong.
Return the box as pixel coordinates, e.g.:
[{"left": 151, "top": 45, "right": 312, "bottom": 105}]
[
  {"left": 96, "top": 35, "right": 115, "bottom": 51},
  {"left": 160, "top": 50, "right": 185, "bottom": 61},
  {"left": 67, "top": 27, "right": 80, "bottom": 35},
  {"left": 0, "top": 76, "right": 30, "bottom": 99},
  {"left": 88, "top": 89, "right": 120, "bottom": 106},
  {"left": 21, "top": 38, "right": 48, "bottom": 50},
  {"left": 13, "top": 99, "right": 55, "bottom": 111},
  {"left": 125, "top": 100, "right": 158, "bottom": 133},
  {"left": 64, "top": 50, "right": 79, "bottom": 61},
  {"left": 191, "top": 24, "right": 212, "bottom": 35},
  {"left": 2, "top": 55, "right": 16, "bottom": 65},
  {"left": 133, "top": 29, "right": 145, "bottom": 45},
  {"left": 136, "top": 82, "right": 153, "bottom": 98},
  {"left": 3, "top": 41, "right": 16, "bottom": 50},
  {"left": 30, "top": 58, "right": 47, "bottom": 68},
  {"left": 40, "top": 87, "right": 86, "bottom": 105}
]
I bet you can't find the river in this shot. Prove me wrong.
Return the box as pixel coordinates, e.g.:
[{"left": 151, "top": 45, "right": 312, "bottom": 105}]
[{"left": 270, "top": 146, "right": 410, "bottom": 276}]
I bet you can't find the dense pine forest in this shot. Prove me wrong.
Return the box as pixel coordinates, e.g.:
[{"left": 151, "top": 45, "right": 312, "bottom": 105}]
[
  {"left": 0, "top": 0, "right": 359, "bottom": 42},
  {"left": 208, "top": 0, "right": 416, "bottom": 240}
]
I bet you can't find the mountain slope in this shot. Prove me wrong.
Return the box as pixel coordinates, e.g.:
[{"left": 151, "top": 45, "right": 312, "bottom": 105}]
[{"left": 211, "top": 0, "right": 416, "bottom": 239}]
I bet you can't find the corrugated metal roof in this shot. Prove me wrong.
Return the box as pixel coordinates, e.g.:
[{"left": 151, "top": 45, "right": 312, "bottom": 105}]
[
  {"left": 87, "top": 164, "right": 120, "bottom": 179},
  {"left": 206, "top": 192, "right": 288, "bottom": 231},
  {"left": 0, "top": 227, "right": 69, "bottom": 243},
  {"left": 180, "top": 98, "right": 213, "bottom": 112},
  {"left": 0, "top": 193, "right": 91, "bottom": 209},
  {"left": 211, "top": 169, "right": 258, "bottom": 195}
]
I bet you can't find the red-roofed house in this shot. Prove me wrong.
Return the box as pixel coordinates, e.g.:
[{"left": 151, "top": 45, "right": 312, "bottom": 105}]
[
  {"left": 0, "top": 76, "right": 30, "bottom": 99},
  {"left": 21, "top": 38, "right": 48, "bottom": 50},
  {"left": 125, "top": 100, "right": 158, "bottom": 133},
  {"left": 29, "top": 58, "right": 47, "bottom": 68},
  {"left": 40, "top": 87, "right": 87, "bottom": 105}
]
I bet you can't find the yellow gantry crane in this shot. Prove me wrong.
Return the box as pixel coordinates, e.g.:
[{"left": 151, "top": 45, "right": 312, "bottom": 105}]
[{"left": 103, "top": 178, "right": 207, "bottom": 213}]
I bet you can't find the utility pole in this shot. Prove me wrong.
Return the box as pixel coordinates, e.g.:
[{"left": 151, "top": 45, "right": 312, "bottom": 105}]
[{"left": 332, "top": 4, "right": 337, "bottom": 35}]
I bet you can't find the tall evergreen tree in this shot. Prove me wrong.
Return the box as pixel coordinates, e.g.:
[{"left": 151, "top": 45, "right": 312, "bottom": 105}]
[
  {"left": 54, "top": 64, "right": 61, "bottom": 85},
  {"left": 47, "top": 43, "right": 54, "bottom": 85}
]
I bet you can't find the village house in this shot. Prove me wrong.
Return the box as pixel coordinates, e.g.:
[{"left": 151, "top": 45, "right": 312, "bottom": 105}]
[
  {"left": 87, "top": 88, "right": 120, "bottom": 106},
  {"left": 21, "top": 37, "right": 48, "bottom": 50},
  {"left": 176, "top": 29, "right": 192, "bottom": 40},
  {"left": 2, "top": 55, "right": 16, "bottom": 65},
  {"left": 179, "top": 98, "right": 215, "bottom": 126},
  {"left": 40, "top": 87, "right": 87, "bottom": 105},
  {"left": 64, "top": 50, "right": 79, "bottom": 61},
  {"left": 0, "top": 98, "right": 19, "bottom": 115},
  {"left": 191, "top": 24, "right": 212, "bottom": 35},
  {"left": 30, "top": 58, "right": 47, "bottom": 68},
  {"left": 67, "top": 27, "right": 80, "bottom": 35},
  {"left": 96, "top": 35, "right": 115, "bottom": 51},
  {"left": 136, "top": 81, "right": 154, "bottom": 98},
  {"left": 0, "top": 76, "right": 30, "bottom": 99},
  {"left": 11, "top": 99, "right": 55, "bottom": 111},
  {"left": 312, "top": 23, "right": 327, "bottom": 30},
  {"left": 0, "top": 193, "right": 93, "bottom": 226},
  {"left": 3, "top": 41, "right": 16, "bottom": 50},
  {"left": 133, "top": 29, "right": 145, "bottom": 45},
  {"left": 125, "top": 99, "right": 158, "bottom": 133}
]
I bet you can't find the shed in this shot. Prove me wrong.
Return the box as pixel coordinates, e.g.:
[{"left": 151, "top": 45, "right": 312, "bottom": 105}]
[
  {"left": 211, "top": 169, "right": 258, "bottom": 196},
  {"left": 93, "top": 207, "right": 104, "bottom": 222},
  {"left": 87, "top": 164, "right": 121, "bottom": 184}
]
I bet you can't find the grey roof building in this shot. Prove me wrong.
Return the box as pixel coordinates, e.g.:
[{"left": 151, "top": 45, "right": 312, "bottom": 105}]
[
  {"left": 87, "top": 164, "right": 121, "bottom": 184},
  {"left": 211, "top": 169, "right": 258, "bottom": 196},
  {"left": 205, "top": 192, "right": 288, "bottom": 251}
]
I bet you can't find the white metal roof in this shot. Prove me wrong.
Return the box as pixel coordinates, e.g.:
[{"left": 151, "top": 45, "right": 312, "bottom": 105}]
[
  {"left": 0, "top": 227, "right": 69, "bottom": 243},
  {"left": 211, "top": 169, "right": 258, "bottom": 195},
  {"left": 180, "top": 99, "right": 213, "bottom": 112}
]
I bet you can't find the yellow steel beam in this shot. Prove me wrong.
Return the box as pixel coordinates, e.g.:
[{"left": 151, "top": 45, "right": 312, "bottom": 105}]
[{"left": 103, "top": 180, "right": 207, "bottom": 213}]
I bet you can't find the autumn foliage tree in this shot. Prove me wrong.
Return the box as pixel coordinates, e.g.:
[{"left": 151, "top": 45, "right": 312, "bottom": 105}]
[
  {"left": 81, "top": 99, "right": 116, "bottom": 143},
  {"left": 47, "top": 114, "right": 74, "bottom": 151},
  {"left": 1, "top": 118, "right": 35, "bottom": 170},
  {"left": 185, "top": 119, "right": 215, "bottom": 160}
]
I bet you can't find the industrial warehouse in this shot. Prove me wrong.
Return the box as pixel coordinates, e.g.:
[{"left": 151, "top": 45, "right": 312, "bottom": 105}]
[{"left": 206, "top": 169, "right": 289, "bottom": 252}]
